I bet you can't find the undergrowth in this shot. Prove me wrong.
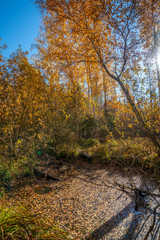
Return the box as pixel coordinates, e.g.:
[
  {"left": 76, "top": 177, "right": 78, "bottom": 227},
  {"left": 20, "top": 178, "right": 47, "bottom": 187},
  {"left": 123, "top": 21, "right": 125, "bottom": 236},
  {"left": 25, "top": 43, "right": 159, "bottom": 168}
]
[
  {"left": 88, "top": 137, "right": 160, "bottom": 174},
  {"left": 0, "top": 199, "right": 73, "bottom": 240},
  {"left": 0, "top": 137, "right": 160, "bottom": 187}
]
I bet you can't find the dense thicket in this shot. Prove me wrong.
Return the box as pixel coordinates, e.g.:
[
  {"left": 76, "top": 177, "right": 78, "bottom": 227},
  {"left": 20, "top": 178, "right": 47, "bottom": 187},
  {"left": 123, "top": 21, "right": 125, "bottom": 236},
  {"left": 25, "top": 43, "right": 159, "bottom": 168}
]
[{"left": 0, "top": 0, "right": 160, "bottom": 174}]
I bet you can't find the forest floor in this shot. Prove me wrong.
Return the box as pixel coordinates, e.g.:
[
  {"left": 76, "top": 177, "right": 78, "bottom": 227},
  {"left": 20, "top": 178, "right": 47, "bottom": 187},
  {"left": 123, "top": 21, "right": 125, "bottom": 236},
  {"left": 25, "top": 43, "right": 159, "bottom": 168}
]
[{"left": 5, "top": 160, "right": 160, "bottom": 240}]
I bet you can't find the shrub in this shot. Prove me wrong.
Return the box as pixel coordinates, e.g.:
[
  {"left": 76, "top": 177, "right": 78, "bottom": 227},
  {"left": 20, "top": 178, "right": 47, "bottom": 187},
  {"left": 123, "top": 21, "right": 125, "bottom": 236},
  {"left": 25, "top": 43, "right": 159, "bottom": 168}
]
[
  {"left": 80, "top": 114, "right": 96, "bottom": 139},
  {"left": 43, "top": 140, "right": 57, "bottom": 156},
  {"left": 91, "top": 144, "right": 111, "bottom": 164},
  {"left": 104, "top": 110, "right": 115, "bottom": 131},
  {"left": 0, "top": 166, "right": 11, "bottom": 183},
  {"left": 81, "top": 138, "right": 100, "bottom": 148},
  {"left": 0, "top": 156, "right": 37, "bottom": 189},
  {"left": 97, "top": 126, "right": 109, "bottom": 142}
]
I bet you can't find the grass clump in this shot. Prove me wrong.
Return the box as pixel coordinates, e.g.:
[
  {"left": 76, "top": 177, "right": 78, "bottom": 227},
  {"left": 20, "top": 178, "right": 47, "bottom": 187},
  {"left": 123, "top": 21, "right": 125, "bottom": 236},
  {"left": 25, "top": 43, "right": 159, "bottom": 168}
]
[
  {"left": 0, "top": 201, "right": 73, "bottom": 240},
  {"left": 81, "top": 138, "right": 100, "bottom": 148},
  {"left": 57, "top": 147, "right": 79, "bottom": 160},
  {"left": 91, "top": 144, "right": 111, "bottom": 164}
]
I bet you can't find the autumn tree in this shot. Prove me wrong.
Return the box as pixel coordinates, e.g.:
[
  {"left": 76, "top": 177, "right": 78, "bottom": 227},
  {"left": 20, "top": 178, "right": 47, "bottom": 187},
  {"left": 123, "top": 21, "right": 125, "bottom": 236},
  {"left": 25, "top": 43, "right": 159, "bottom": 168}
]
[
  {"left": 34, "top": 0, "right": 160, "bottom": 149},
  {"left": 0, "top": 48, "right": 47, "bottom": 158}
]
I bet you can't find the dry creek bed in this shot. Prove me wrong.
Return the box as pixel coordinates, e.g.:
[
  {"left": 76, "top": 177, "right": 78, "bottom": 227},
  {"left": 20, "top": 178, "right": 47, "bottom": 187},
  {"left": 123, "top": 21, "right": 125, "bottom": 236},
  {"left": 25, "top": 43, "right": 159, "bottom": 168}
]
[{"left": 6, "top": 162, "right": 160, "bottom": 240}]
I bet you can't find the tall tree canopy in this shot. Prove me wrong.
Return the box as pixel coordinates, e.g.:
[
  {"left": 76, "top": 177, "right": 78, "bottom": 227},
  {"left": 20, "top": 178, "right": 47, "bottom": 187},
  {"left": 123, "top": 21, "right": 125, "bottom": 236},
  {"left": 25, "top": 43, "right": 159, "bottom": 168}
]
[{"left": 34, "top": 0, "right": 160, "bottom": 149}]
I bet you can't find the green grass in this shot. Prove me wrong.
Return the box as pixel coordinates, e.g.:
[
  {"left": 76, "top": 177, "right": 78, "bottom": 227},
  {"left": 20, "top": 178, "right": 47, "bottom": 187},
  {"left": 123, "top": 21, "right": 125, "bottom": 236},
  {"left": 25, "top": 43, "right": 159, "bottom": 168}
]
[{"left": 0, "top": 201, "right": 73, "bottom": 240}]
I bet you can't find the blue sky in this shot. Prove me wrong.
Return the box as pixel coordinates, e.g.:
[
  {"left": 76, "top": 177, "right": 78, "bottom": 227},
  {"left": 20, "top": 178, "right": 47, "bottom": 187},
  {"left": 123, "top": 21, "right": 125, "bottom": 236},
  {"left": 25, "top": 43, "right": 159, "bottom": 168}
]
[{"left": 0, "top": 0, "right": 42, "bottom": 58}]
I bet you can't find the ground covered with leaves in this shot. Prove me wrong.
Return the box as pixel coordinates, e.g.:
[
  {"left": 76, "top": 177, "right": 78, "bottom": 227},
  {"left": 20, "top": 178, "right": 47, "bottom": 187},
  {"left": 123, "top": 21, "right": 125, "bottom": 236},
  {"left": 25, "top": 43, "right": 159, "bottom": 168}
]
[{"left": 3, "top": 159, "right": 160, "bottom": 240}]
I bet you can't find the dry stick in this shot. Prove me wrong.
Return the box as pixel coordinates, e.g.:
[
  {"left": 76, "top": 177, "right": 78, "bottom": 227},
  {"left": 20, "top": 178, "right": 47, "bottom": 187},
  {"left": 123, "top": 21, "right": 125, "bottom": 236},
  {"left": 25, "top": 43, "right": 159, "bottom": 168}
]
[
  {"left": 118, "top": 145, "right": 160, "bottom": 202},
  {"left": 73, "top": 175, "right": 115, "bottom": 189},
  {"left": 152, "top": 221, "right": 160, "bottom": 240},
  {"left": 72, "top": 169, "right": 134, "bottom": 198},
  {"left": 133, "top": 167, "right": 160, "bottom": 203},
  {"left": 72, "top": 163, "right": 160, "bottom": 199},
  {"left": 53, "top": 154, "right": 160, "bottom": 238},
  {"left": 134, "top": 213, "right": 152, "bottom": 240},
  {"left": 78, "top": 159, "right": 159, "bottom": 201},
  {"left": 152, "top": 222, "right": 160, "bottom": 240},
  {"left": 144, "top": 204, "right": 160, "bottom": 240},
  {"left": 33, "top": 168, "right": 61, "bottom": 181},
  {"left": 72, "top": 165, "right": 160, "bottom": 237},
  {"left": 46, "top": 151, "right": 160, "bottom": 236},
  {"left": 72, "top": 169, "right": 160, "bottom": 239}
]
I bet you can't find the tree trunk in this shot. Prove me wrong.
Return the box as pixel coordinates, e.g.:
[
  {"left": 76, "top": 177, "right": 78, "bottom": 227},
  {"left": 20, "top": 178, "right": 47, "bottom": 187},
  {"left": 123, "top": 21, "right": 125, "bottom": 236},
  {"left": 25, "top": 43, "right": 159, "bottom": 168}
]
[
  {"left": 100, "top": 59, "right": 160, "bottom": 150},
  {"left": 117, "top": 78, "right": 160, "bottom": 149}
]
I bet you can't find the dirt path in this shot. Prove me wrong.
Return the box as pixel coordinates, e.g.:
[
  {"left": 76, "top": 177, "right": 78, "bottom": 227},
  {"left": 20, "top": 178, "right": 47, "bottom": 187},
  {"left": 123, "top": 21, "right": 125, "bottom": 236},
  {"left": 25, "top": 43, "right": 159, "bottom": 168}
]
[{"left": 7, "top": 163, "right": 160, "bottom": 239}]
